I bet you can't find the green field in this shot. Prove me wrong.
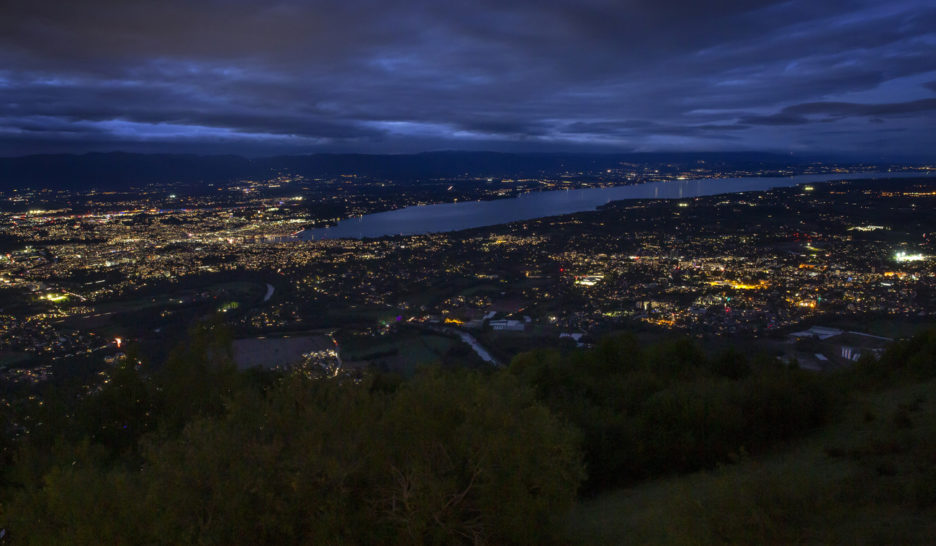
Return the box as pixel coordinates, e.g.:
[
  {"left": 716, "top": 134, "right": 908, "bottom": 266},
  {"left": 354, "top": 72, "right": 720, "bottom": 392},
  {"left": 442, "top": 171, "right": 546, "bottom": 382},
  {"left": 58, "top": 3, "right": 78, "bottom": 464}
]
[
  {"left": 567, "top": 379, "right": 936, "bottom": 544},
  {"left": 822, "top": 317, "right": 936, "bottom": 340},
  {"left": 337, "top": 329, "right": 461, "bottom": 375},
  {"left": 91, "top": 281, "right": 266, "bottom": 315},
  {"left": 0, "top": 351, "right": 32, "bottom": 368},
  {"left": 55, "top": 281, "right": 269, "bottom": 339}
]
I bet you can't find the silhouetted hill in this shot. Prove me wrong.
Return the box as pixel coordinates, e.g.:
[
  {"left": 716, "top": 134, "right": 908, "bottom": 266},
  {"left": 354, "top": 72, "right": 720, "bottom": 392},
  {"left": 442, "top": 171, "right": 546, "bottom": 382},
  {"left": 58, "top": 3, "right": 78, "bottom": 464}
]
[
  {"left": 0, "top": 152, "right": 254, "bottom": 190},
  {"left": 0, "top": 151, "right": 819, "bottom": 190}
]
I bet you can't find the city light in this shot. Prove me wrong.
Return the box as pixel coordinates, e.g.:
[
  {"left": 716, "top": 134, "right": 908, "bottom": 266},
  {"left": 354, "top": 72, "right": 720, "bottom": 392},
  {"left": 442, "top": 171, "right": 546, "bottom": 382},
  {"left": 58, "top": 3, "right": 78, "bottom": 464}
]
[
  {"left": 708, "top": 280, "right": 769, "bottom": 290},
  {"left": 895, "top": 251, "right": 926, "bottom": 263},
  {"left": 575, "top": 275, "right": 604, "bottom": 287}
]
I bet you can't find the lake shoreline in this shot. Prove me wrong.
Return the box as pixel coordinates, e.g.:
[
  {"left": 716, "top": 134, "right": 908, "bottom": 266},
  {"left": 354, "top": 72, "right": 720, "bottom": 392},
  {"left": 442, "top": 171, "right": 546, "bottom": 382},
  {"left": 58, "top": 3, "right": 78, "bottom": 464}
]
[{"left": 299, "top": 171, "right": 932, "bottom": 241}]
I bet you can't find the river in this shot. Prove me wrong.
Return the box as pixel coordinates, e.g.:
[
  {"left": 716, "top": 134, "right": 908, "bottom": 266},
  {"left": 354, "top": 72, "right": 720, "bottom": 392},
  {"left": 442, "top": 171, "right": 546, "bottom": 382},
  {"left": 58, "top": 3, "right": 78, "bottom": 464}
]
[{"left": 299, "top": 172, "right": 929, "bottom": 241}]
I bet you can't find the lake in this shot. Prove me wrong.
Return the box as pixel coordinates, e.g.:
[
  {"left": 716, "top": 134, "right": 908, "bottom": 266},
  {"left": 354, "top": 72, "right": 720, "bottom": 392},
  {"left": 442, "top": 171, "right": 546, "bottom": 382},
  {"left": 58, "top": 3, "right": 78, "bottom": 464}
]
[{"left": 299, "top": 172, "right": 929, "bottom": 240}]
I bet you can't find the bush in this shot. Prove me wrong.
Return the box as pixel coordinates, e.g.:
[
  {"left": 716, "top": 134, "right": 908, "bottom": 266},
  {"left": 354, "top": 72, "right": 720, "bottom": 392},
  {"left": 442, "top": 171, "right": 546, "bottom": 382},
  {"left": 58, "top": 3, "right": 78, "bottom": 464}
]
[
  {"left": 1, "top": 369, "right": 583, "bottom": 545},
  {"left": 509, "top": 334, "right": 833, "bottom": 490}
]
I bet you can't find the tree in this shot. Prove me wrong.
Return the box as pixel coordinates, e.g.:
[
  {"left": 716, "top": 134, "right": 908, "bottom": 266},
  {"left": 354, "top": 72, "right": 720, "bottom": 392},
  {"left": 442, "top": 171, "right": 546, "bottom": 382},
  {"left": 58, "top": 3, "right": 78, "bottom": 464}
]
[{"left": 2, "top": 368, "right": 583, "bottom": 545}]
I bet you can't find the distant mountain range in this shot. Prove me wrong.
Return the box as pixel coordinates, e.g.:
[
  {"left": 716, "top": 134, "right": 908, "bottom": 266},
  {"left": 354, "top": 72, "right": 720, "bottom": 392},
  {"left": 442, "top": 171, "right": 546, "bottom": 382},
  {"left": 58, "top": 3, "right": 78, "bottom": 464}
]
[{"left": 0, "top": 151, "right": 850, "bottom": 190}]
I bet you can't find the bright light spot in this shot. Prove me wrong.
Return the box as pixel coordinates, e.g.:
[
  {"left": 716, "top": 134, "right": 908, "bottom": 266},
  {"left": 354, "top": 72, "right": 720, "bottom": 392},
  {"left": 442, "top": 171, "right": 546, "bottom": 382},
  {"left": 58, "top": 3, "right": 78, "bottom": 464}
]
[
  {"left": 895, "top": 251, "right": 926, "bottom": 262},
  {"left": 575, "top": 275, "right": 604, "bottom": 287}
]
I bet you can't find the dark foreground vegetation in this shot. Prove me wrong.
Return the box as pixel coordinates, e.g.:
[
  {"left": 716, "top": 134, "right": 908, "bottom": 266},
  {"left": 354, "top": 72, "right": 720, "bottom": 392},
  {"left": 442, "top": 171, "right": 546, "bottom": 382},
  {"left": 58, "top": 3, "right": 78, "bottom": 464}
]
[
  {"left": 570, "top": 332, "right": 936, "bottom": 544},
  {"left": 1, "top": 324, "right": 935, "bottom": 544}
]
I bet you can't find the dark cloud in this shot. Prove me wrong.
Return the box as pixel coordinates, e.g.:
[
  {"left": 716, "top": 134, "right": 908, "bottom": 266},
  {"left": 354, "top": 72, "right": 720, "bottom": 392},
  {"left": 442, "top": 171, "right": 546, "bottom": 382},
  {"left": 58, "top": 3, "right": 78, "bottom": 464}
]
[
  {"left": 563, "top": 120, "right": 749, "bottom": 138},
  {"left": 786, "top": 98, "right": 936, "bottom": 118},
  {"left": 737, "top": 114, "right": 810, "bottom": 126},
  {"left": 741, "top": 98, "right": 936, "bottom": 125},
  {"left": 0, "top": 0, "right": 934, "bottom": 157}
]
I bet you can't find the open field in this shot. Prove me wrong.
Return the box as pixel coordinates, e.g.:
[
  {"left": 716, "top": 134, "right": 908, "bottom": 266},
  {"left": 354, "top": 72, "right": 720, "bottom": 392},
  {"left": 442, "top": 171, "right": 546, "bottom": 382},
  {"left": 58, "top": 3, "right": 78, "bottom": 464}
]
[
  {"left": 337, "top": 328, "right": 467, "bottom": 375},
  {"left": 567, "top": 379, "right": 936, "bottom": 544},
  {"left": 233, "top": 335, "right": 334, "bottom": 370},
  {"left": 0, "top": 351, "right": 31, "bottom": 368}
]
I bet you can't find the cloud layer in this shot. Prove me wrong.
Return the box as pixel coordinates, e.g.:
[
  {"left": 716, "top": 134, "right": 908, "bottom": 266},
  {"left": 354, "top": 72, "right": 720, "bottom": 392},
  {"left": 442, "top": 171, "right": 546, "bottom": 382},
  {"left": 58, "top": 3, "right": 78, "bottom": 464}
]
[{"left": 1, "top": 0, "right": 934, "bottom": 157}]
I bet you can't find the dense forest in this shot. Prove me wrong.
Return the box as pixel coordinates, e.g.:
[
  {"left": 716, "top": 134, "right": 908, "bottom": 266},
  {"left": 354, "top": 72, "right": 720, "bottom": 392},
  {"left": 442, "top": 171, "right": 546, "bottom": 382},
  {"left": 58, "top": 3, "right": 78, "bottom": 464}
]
[{"left": 1, "top": 324, "right": 935, "bottom": 544}]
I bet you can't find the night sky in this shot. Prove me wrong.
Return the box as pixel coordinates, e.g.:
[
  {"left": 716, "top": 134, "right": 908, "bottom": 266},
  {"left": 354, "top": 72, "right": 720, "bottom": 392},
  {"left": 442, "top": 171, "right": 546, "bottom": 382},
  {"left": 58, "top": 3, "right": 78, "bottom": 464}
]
[{"left": 2, "top": 0, "right": 935, "bottom": 158}]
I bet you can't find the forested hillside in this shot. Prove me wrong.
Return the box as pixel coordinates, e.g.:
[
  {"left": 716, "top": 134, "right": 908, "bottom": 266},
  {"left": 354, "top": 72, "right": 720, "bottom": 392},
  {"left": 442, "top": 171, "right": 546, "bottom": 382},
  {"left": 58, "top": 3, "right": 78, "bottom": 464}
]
[{"left": 1, "top": 325, "right": 934, "bottom": 544}]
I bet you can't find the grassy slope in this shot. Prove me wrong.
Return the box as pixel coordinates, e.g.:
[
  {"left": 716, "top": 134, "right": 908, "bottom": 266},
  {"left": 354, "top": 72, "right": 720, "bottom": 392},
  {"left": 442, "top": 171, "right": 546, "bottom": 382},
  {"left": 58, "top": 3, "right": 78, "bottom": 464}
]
[{"left": 568, "top": 379, "right": 936, "bottom": 545}]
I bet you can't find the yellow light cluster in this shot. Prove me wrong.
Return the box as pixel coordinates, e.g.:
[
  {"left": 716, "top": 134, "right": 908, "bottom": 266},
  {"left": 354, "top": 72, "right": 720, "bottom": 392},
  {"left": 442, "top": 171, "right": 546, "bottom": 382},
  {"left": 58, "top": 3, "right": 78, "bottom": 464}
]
[
  {"left": 709, "top": 280, "right": 768, "bottom": 290},
  {"left": 642, "top": 317, "right": 676, "bottom": 327}
]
